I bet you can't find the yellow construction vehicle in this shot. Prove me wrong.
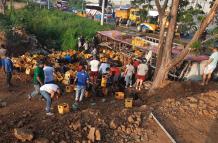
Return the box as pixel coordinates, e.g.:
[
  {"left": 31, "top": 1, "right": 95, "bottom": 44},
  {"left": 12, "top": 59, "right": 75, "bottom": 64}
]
[
  {"left": 115, "top": 8, "right": 141, "bottom": 25},
  {"left": 137, "top": 22, "right": 159, "bottom": 32},
  {"left": 137, "top": 10, "right": 159, "bottom": 32},
  {"left": 76, "top": 11, "right": 86, "bottom": 17}
]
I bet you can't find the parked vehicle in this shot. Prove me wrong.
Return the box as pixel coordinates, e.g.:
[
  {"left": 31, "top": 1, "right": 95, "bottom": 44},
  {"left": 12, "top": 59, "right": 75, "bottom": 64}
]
[
  {"left": 115, "top": 8, "right": 141, "bottom": 25},
  {"left": 55, "top": 0, "right": 68, "bottom": 11}
]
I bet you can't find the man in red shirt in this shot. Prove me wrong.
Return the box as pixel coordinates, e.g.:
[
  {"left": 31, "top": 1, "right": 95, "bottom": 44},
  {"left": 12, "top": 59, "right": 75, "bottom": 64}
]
[
  {"left": 110, "top": 65, "right": 120, "bottom": 86},
  {"left": 133, "top": 59, "right": 140, "bottom": 69}
]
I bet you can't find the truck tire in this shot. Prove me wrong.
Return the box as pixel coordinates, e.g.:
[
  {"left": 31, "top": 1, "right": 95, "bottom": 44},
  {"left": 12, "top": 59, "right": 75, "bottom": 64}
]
[{"left": 142, "top": 26, "right": 148, "bottom": 33}]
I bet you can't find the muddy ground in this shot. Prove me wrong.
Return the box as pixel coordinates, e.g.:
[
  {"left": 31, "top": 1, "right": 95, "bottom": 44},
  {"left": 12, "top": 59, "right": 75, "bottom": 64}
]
[{"left": 0, "top": 72, "right": 217, "bottom": 143}]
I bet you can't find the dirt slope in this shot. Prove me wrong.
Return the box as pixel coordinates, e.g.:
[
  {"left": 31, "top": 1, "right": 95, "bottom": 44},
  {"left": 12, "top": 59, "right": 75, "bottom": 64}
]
[{"left": 0, "top": 72, "right": 217, "bottom": 143}]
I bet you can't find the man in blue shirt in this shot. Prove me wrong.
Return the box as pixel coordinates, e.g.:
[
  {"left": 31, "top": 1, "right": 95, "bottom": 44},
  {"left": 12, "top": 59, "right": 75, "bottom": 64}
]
[
  {"left": 0, "top": 58, "right": 2, "bottom": 69},
  {"left": 64, "top": 55, "right": 72, "bottom": 63},
  {"left": 3, "top": 56, "right": 13, "bottom": 87},
  {"left": 74, "top": 65, "right": 89, "bottom": 103}
]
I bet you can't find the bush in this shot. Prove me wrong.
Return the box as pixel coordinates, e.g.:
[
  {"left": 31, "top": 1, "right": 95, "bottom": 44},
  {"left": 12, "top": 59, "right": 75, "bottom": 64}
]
[
  {"left": 11, "top": 6, "right": 113, "bottom": 50},
  {"left": 0, "top": 14, "right": 12, "bottom": 33}
]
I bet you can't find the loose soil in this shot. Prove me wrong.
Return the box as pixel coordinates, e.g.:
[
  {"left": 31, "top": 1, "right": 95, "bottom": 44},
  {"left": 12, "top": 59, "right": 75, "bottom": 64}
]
[{"left": 0, "top": 72, "right": 217, "bottom": 143}]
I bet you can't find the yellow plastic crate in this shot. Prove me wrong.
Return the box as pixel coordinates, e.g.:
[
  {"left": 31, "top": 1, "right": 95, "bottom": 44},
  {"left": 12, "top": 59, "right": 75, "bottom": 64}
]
[
  {"left": 125, "top": 98, "right": 133, "bottom": 108},
  {"left": 58, "top": 103, "right": 70, "bottom": 114},
  {"left": 65, "top": 85, "right": 74, "bottom": 93},
  {"left": 115, "top": 92, "right": 124, "bottom": 100},
  {"left": 101, "top": 76, "right": 107, "bottom": 88}
]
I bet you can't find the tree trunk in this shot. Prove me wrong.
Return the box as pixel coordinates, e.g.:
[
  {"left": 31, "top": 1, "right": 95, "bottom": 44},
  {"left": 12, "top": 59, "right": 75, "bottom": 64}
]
[
  {"left": 0, "top": 0, "right": 6, "bottom": 15},
  {"left": 153, "top": 16, "right": 167, "bottom": 79},
  {"left": 170, "top": 0, "right": 218, "bottom": 68},
  {"left": 149, "top": 65, "right": 169, "bottom": 94},
  {"left": 151, "top": 0, "right": 179, "bottom": 89},
  {"left": 149, "top": 0, "right": 218, "bottom": 94},
  {"left": 153, "top": 0, "right": 169, "bottom": 79}
]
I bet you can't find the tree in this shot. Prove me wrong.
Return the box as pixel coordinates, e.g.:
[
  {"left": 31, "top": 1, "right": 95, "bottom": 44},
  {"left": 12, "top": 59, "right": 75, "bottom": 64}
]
[
  {"left": 177, "top": 7, "right": 205, "bottom": 36},
  {"left": 0, "top": 0, "right": 6, "bottom": 15},
  {"left": 202, "top": 26, "right": 218, "bottom": 46},
  {"left": 130, "top": 0, "right": 153, "bottom": 21},
  {"left": 150, "top": 0, "right": 218, "bottom": 93}
]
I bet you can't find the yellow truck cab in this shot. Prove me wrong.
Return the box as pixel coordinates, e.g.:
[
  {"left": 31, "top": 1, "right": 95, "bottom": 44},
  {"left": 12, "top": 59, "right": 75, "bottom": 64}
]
[
  {"left": 115, "top": 8, "right": 141, "bottom": 25},
  {"left": 129, "top": 8, "right": 141, "bottom": 25}
]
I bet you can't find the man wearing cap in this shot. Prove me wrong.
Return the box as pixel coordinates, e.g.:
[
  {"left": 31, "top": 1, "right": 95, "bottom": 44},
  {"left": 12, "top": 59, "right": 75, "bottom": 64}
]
[
  {"left": 28, "top": 61, "right": 44, "bottom": 100},
  {"left": 40, "top": 84, "right": 60, "bottom": 116}
]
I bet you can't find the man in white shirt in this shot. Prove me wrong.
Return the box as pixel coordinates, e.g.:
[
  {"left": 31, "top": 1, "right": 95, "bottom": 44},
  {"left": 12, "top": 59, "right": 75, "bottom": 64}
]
[
  {"left": 43, "top": 63, "right": 55, "bottom": 84},
  {"left": 40, "top": 84, "right": 60, "bottom": 116},
  {"left": 202, "top": 47, "right": 218, "bottom": 85},
  {"left": 124, "top": 61, "right": 135, "bottom": 88},
  {"left": 136, "top": 59, "right": 148, "bottom": 90},
  {"left": 89, "top": 57, "right": 100, "bottom": 83},
  {"left": 99, "top": 59, "right": 110, "bottom": 75}
]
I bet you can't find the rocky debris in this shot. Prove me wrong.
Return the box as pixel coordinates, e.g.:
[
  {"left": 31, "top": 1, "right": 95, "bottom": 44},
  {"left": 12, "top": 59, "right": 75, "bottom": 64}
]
[
  {"left": 17, "top": 120, "right": 24, "bottom": 128},
  {"left": 14, "top": 128, "right": 33, "bottom": 142},
  {"left": 87, "top": 127, "right": 101, "bottom": 142},
  {"left": 95, "top": 129, "right": 101, "bottom": 141},
  {"left": 187, "top": 97, "right": 198, "bottom": 103},
  {"left": 87, "top": 127, "right": 96, "bottom": 142},
  {"left": 128, "top": 116, "right": 134, "bottom": 123},
  {"left": 69, "top": 120, "right": 81, "bottom": 131},
  {"left": 189, "top": 103, "right": 197, "bottom": 108},
  {"left": 139, "top": 105, "right": 147, "bottom": 111},
  {"left": 0, "top": 101, "right": 7, "bottom": 108},
  {"left": 109, "top": 119, "right": 118, "bottom": 129},
  {"left": 34, "top": 138, "right": 49, "bottom": 143}
]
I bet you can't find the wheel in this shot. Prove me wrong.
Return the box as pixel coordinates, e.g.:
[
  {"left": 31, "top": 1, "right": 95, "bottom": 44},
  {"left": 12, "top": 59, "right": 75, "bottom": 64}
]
[{"left": 142, "top": 26, "right": 148, "bottom": 33}]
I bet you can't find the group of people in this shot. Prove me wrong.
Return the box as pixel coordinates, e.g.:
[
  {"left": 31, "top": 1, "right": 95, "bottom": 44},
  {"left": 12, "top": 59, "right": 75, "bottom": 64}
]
[
  {"left": 26, "top": 50, "right": 149, "bottom": 116},
  {"left": 2, "top": 34, "right": 218, "bottom": 116},
  {"left": 28, "top": 60, "right": 60, "bottom": 116}
]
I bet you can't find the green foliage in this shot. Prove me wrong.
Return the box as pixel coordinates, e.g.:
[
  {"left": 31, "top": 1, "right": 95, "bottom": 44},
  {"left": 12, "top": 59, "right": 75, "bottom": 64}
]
[
  {"left": 177, "top": 6, "right": 205, "bottom": 34},
  {"left": 191, "top": 41, "right": 201, "bottom": 54},
  {"left": 10, "top": 6, "right": 112, "bottom": 50},
  {"left": 204, "top": 26, "right": 218, "bottom": 47},
  {"left": 0, "top": 14, "right": 12, "bottom": 32},
  {"left": 68, "top": 0, "right": 84, "bottom": 10}
]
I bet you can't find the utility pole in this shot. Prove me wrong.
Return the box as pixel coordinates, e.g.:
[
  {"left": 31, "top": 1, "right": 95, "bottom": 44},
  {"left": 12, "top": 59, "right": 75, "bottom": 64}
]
[
  {"left": 47, "top": 0, "right": 50, "bottom": 9},
  {"left": 101, "top": 0, "right": 105, "bottom": 26},
  {"left": 82, "top": 0, "right": 84, "bottom": 12}
]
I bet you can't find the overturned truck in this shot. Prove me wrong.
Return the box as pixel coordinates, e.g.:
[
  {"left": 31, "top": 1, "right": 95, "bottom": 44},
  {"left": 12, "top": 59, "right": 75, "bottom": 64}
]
[{"left": 97, "top": 30, "right": 211, "bottom": 81}]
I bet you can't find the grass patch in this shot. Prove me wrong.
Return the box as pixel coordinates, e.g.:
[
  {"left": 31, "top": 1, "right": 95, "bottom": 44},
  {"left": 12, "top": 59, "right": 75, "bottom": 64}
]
[{"left": 10, "top": 6, "right": 113, "bottom": 50}]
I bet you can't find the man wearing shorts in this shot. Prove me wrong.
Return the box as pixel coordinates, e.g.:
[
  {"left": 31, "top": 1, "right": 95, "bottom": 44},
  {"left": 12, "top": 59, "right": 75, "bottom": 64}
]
[
  {"left": 89, "top": 57, "right": 100, "bottom": 83},
  {"left": 136, "top": 59, "right": 148, "bottom": 91},
  {"left": 202, "top": 47, "right": 218, "bottom": 85}
]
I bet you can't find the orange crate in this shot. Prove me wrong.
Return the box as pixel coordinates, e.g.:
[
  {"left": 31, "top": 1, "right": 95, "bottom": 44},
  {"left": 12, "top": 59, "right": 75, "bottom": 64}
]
[
  {"left": 65, "top": 85, "right": 74, "bottom": 93},
  {"left": 58, "top": 103, "right": 70, "bottom": 114},
  {"left": 115, "top": 92, "right": 124, "bottom": 100},
  {"left": 125, "top": 98, "right": 133, "bottom": 108}
]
